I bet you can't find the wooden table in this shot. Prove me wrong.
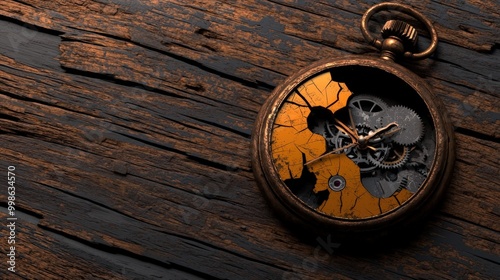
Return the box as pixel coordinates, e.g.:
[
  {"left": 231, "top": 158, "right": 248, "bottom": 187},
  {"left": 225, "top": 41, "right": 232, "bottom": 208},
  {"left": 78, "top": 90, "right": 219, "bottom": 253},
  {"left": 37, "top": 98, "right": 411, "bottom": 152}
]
[{"left": 0, "top": 1, "right": 498, "bottom": 279}]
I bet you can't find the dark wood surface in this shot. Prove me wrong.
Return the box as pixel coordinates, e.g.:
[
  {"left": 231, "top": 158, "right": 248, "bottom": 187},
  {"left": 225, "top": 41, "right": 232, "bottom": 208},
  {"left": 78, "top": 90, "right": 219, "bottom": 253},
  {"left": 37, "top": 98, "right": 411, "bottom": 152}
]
[{"left": 0, "top": 0, "right": 498, "bottom": 279}]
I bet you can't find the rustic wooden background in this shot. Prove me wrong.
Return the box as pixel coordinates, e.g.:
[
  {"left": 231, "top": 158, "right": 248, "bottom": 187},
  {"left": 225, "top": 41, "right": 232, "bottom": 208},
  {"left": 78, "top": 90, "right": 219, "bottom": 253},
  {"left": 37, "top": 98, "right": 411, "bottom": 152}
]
[{"left": 0, "top": 0, "right": 498, "bottom": 279}]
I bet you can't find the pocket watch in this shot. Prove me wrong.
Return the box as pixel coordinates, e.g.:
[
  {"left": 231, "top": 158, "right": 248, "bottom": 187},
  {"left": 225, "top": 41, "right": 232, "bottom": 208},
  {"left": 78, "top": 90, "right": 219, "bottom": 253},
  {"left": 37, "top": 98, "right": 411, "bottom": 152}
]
[{"left": 251, "top": 3, "right": 455, "bottom": 239}]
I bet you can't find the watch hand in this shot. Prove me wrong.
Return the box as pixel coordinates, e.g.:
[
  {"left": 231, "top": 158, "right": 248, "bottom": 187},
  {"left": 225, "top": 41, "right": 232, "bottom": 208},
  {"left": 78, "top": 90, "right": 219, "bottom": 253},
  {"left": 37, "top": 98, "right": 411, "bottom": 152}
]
[
  {"left": 357, "top": 122, "right": 398, "bottom": 150},
  {"left": 364, "top": 122, "right": 399, "bottom": 141},
  {"left": 362, "top": 125, "right": 401, "bottom": 151},
  {"left": 334, "top": 124, "right": 356, "bottom": 142},
  {"left": 304, "top": 142, "right": 358, "bottom": 166},
  {"left": 364, "top": 127, "right": 402, "bottom": 148},
  {"left": 348, "top": 108, "right": 360, "bottom": 139},
  {"left": 334, "top": 118, "right": 358, "bottom": 142},
  {"left": 377, "top": 126, "right": 401, "bottom": 138}
]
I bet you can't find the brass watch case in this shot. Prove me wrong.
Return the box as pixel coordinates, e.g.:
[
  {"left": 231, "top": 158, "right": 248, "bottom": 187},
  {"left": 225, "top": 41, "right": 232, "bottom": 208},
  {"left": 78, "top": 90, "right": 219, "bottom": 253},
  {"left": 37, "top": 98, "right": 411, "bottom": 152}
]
[{"left": 251, "top": 56, "right": 455, "bottom": 238}]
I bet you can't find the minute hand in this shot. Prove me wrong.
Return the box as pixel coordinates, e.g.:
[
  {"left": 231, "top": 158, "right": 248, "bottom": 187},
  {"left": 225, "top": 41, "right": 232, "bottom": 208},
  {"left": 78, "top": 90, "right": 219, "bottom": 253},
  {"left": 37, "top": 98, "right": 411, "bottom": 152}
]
[{"left": 364, "top": 122, "right": 399, "bottom": 142}]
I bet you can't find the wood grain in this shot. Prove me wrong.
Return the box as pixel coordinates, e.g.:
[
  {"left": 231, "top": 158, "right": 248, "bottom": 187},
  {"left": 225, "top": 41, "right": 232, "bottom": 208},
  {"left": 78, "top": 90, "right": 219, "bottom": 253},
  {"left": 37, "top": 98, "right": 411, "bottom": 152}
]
[{"left": 0, "top": 0, "right": 498, "bottom": 279}]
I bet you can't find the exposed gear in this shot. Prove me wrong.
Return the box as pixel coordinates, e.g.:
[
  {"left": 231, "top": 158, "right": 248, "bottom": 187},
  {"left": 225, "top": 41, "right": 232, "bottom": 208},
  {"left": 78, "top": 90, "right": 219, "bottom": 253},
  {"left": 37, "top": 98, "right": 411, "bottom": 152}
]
[
  {"left": 380, "top": 106, "right": 424, "bottom": 146},
  {"left": 349, "top": 94, "right": 389, "bottom": 113},
  {"left": 350, "top": 109, "right": 383, "bottom": 130},
  {"left": 328, "top": 128, "right": 378, "bottom": 172},
  {"left": 324, "top": 123, "right": 395, "bottom": 173},
  {"left": 368, "top": 144, "right": 410, "bottom": 169},
  {"left": 348, "top": 94, "right": 389, "bottom": 129},
  {"left": 353, "top": 125, "right": 392, "bottom": 172},
  {"left": 319, "top": 100, "right": 431, "bottom": 197},
  {"left": 365, "top": 144, "right": 392, "bottom": 168}
]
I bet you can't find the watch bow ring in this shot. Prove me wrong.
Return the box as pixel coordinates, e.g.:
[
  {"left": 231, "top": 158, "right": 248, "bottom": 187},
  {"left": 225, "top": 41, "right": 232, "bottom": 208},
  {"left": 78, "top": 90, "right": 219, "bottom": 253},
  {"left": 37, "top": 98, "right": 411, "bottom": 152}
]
[{"left": 361, "top": 2, "right": 438, "bottom": 61}]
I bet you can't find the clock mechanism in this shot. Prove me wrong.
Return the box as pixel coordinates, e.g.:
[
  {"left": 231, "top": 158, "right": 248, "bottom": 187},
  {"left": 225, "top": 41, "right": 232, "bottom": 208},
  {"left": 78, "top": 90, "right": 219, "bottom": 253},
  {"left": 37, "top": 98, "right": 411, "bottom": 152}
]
[{"left": 321, "top": 94, "right": 435, "bottom": 199}]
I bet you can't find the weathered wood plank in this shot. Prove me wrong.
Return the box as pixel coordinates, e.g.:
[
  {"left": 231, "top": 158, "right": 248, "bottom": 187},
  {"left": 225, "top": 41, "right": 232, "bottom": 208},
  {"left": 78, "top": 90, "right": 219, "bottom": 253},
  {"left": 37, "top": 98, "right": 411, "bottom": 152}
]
[
  {"left": 0, "top": 0, "right": 499, "bottom": 279},
  {"left": 0, "top": 210, "right": 208, "bottom": 280},
  {"left": 1, "top": 0, "right": 499, "bottom": 80}
]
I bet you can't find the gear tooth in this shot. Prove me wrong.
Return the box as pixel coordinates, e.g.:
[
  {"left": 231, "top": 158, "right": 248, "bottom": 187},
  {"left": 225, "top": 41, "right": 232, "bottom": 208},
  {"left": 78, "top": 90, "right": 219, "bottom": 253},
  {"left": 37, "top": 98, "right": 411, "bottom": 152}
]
[{"left": 407, "top": 162, "right": 420, "bottom": 167}]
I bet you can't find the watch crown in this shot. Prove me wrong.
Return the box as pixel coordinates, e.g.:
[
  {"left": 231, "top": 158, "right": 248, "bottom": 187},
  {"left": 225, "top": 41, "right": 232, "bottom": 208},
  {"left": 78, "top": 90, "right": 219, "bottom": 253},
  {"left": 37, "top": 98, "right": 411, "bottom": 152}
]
[{"left": 381, "top": 20, "right": 418, "bottom": 48}]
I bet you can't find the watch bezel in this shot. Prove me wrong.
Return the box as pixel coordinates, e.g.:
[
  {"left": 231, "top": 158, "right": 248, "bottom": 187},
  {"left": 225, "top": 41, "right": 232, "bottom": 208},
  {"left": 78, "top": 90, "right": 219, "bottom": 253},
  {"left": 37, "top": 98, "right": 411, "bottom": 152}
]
[{"left": 251, "top": 55, "right": 455, "bottom": 237}]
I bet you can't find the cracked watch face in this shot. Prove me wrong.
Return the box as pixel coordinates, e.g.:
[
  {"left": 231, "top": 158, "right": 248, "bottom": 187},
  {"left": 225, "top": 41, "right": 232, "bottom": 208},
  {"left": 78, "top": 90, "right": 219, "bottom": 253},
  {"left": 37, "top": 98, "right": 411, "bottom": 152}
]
[
  {"left": 272, "top": 72, "right": 435, "bottom": 219},
  {"left": 252, "top": 60, "right": 454, "bottom": 235}
]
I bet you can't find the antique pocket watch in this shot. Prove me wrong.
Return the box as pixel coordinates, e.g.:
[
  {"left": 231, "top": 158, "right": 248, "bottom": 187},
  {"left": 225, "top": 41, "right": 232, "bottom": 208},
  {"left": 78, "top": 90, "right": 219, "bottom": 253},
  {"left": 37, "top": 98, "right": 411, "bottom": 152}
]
[{"left": 251, "top": 3, "right": 455, "bottom": 239}]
